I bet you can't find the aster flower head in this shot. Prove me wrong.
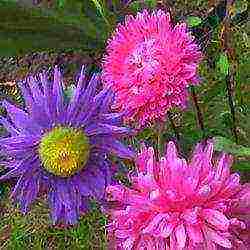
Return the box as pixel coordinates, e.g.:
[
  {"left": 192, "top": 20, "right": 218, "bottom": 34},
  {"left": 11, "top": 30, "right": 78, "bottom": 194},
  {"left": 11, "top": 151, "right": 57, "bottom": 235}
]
[
  {"left": 0, "top": 66, "right": 134, "bottom": 225},
  {"left": 106, "top": 141, "right": 250, "bottom": 249},
  {"left": 102, "top": 10, "right": 202, "bottom": 127}
]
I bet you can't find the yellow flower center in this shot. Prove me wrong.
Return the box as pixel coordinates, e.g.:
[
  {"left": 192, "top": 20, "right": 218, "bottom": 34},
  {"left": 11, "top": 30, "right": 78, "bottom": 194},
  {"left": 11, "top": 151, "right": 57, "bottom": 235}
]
[{"left": 39, "top": 126, "right": 90, "bottom": 177}]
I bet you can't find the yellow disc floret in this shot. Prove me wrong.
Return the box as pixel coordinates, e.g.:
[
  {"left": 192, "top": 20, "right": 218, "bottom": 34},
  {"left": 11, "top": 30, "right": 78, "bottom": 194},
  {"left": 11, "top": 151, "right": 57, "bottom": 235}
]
[{"left": 39, "top": 126, "right": 90, "bottom": 177}]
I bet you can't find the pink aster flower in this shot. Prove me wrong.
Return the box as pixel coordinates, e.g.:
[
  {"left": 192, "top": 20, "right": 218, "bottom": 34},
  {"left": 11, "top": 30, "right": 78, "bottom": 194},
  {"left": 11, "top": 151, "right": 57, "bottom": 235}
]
[
  {"left": 102, "top": 10, "right": 202, "bottom": 127},
  {"left": 106, "top": 141, "right": 250, "bottom": 249}
]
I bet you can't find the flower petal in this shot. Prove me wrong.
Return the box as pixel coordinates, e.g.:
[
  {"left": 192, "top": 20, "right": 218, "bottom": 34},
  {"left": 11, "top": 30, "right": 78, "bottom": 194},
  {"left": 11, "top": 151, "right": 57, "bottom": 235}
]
[
  {"left": 175, "top": 224, "right": 187, "bottom": 248},
  {"left": 205, "top": 227, "right": 232, "bottom": 248},
  {"left": 203, "top": 209, "right": 229, "bottom": 231}
]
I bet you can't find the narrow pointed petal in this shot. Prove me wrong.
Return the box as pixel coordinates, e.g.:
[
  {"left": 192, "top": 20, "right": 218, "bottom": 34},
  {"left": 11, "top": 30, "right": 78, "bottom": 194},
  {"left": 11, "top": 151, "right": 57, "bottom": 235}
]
[
  {"left": 67, "top": 65, "right": 86, "bottom": 118},
  {"left": 3, "top": 101, "right": 41, "bottom": 133},
  {"left": 85, "top": 123, "right": 132, "bottom": 136},
  {"left": 205, "top": 227, "right": 232, "bottom": 248},
  {"left": 142, "top": 213, "right": 169, "bottom": 234},
  {"left": 203, "top": 209, "right": 229, "bottom": 231},
  {"left": 53, "top": 66, "right": 64, "bottom": 116},
  {"left": 80, "top": 74, "right": 100, "bottom": 108},
  {"left": 39, "top": 72, "right": 55, "bottom": 119},
  {"left": 101, "top": 113, "right": 124, "bottom": 125},
  {"left": 27, "top": 76, "right": 44, "bottom": 104},
  {"left": 186, "top": 225, "right": 203, "bottom": 244},
  {"left": 175, "top": 224, "right": 187, "bottom": 248},
  {"left": 94, "top": 137, "right": 134, "bottom": 159},
  {"left": 0, "top": 117, "right": 19, "bottom": 135}
]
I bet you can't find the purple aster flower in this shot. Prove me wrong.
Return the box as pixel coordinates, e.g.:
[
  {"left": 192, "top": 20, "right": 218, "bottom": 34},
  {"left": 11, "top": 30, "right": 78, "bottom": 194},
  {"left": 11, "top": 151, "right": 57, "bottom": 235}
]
[{"left": 0, "top": 66, "right": 134, "bottom": 225}]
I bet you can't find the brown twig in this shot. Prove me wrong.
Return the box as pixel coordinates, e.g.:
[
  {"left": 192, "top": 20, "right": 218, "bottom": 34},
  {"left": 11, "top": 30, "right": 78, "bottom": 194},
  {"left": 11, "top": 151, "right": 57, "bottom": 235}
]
[
  {"left": 221, "top": 3, "right": 238, "bottom": 143},
  {"left": 155, "top": 122, "right": 164, "bottom": 160},
  {"left": 190, "top": 86, "right": 206, "bottom": 137},
  {"left": 225, "top": 68, "right": 238, "bottom": 143},
  {"left": 167, "top": 111, "right": 180, "bottom": 142}
]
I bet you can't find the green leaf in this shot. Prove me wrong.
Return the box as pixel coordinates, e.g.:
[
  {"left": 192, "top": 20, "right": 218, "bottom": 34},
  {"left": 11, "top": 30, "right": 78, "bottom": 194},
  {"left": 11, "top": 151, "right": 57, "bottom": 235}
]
[
  {"left": 145, "top": 0, "right": 157, "bottom": 8},
  {"left": 233, "top": 161, "right": 250, "bottom": 171},
  {"left": 129, "top": 0, "right": 157, "bottom": 11},
  {"left": 0, "top": 1, "right": 107, "bottom": 56},
  {"left": 129, "top": 1, "right": 141, "bottom": 12},
  {"left": 213, "top": 136, "right": 250, "bottom": 157},
  {"left": 91, "top": 0, "right": 111, "bottom": 26},
  {"left": 57, "top": 0, "right": 66, "bottom": 8},
  {"left": 217, "top": 52, "right": 230, "bottom": 77},
  {"left": 186, "top": 16, "right": 202, "bottom": 27},
  {"left": 233, "top": 0, "right": 248, "bottom": 15}
]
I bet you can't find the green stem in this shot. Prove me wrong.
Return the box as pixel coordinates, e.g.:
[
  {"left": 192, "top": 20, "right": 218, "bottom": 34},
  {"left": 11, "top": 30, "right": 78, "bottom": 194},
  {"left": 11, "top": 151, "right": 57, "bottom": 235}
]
[
  {"left": 190, "top": 86, "right": 206, "bottom": 138},
  {"left": 156, "top": 122, "right": 164, "bottom": 159},
  {"left": 225, "top": 71, "right": 238, "bottom": 143},
  {"left": 167, "top": 111, "right": 180, "bottom": 142}
]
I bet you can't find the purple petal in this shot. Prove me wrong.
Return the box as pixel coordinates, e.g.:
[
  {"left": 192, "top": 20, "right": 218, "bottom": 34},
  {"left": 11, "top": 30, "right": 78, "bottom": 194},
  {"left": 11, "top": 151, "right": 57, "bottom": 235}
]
[
  {"left": 3, "top": 101, "right": 41, "bottom": 134},
  {"left": 19, "top": 80, "right": 36, "bottom": 112},
  {"left": 94, "top": 88, "right": 113, "bottom": 113},
  {"left": 0, "top": 154, "right": 39, "bottom": 180},
  {"left": 48, "top": 190, "right": 63, "bottom": 224},
  {"left": 85, "top": 123, "right": 131, "bottom": 136},
  {"left": 67, "top": 65, "right": 86, "bottom": 119},
  {"left": 78, "top": 74, "right": 100, "bottom": 111},
  {"left": 72, "top": 175, "right": 93, "bottom": 197},
  {"left": 0, "top": 117, "right": 19, "bottom": 135},
  {"left": 53, "top": 66, "right": 64, "bottom": 118},
  {"left": 101, "top": 112, "right": 124, "bottom": 125},
  {"left": 85, "top": 168, "right": 106, "bottom": 199},
  {"left": 26, "top": 76, "right": 44, "bottom": 104},
  {"left": 72, "top": 103, "right": 96, "bottom": 127},
  {"left": 0, "top": 136, "right": 39, "bottom": 149},
  {"left": 56, "top": 179, "right": 74, "bottom": 209},
  {"left": 92, "top": 136, "right": 134, "bottom": 159},
  {"left": 39, "top": 72, "right": 56, "bottom": 120},
  {"left": 19, "top": 174, "right": 40, "bottom": 213}
]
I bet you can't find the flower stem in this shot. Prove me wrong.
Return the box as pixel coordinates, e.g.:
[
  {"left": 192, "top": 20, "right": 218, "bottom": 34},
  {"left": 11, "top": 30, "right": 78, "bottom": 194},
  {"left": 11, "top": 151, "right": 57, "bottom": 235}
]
[
  {"left": 190, "top": 86, "right": 206, "bottom": 138},
  {"left": 221, "top": 11, "right": 238, "bottom": 143},
  {"left": 167, "top": 111, "right": 180, "bottom": 142},
  {"left": 225, "top": 71, "right": 238, "bottom": 143},
  {"left": 156, "top": 122, "right": 163, "bottom": 160}
]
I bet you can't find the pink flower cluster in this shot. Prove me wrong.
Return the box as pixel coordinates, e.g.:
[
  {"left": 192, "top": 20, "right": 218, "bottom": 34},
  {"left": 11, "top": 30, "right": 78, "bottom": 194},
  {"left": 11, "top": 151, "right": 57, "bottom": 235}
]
[
  {"left": 102, "top": 10, "right": 202, "bottom": 127},
  {"left": 106, "top": 141, "right": 250, "bottom": 249}
]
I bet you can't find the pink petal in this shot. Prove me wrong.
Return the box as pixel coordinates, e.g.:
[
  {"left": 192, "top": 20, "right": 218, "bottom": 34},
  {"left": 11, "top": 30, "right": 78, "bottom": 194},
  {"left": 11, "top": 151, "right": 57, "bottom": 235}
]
[
  {"left": 220, "top": 173, "right": 240, "bottom": 197},
  {"left": 136, "top": 235, "right": 155, "bottom": 249},
  {"left": 205, "top": 227, "right": 232, "bottom": 248},
  {"left": 204, "top": 141, "right": 214, "bottom": 162},
  {"left": 170, "top": 234, "right": 178, "bottom": 250},
  {"left": 175, "top": 224, "right": 187, "bottom": 248},
  {"left": 203, "top": 209, "right": 229, "bottom": 231},
  {"left": 166, "top": 141, "right": 178, "bottom": 162},
  {"left": 106, "top": 185, "right": 125, "bottom": 202},
  {"left": 186, "top": 225, "right": 204, "bottom": 244},
  {"left": 115, "top": 229, "right": 131, "bottom": 239},
  {"left": 142, "top": 213, "right": 169, "bottom": 234},
  {"left": 205, "top": 240, "right": 217, "bottom": 250},
  {"left": 158, "top": 220, "right": 175, "bottom": 238},
  {"left": 146, "top": 147, "right": 155, "bottom": 175},
  {"left": 123, "top": 237, "right": 135, "bottom": 250},
  {"left": 214, "top": 153, "right": 231, "bottom": 181},
  {"left": 182, "top": 208, "right": 199, "bottom": 224}
]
